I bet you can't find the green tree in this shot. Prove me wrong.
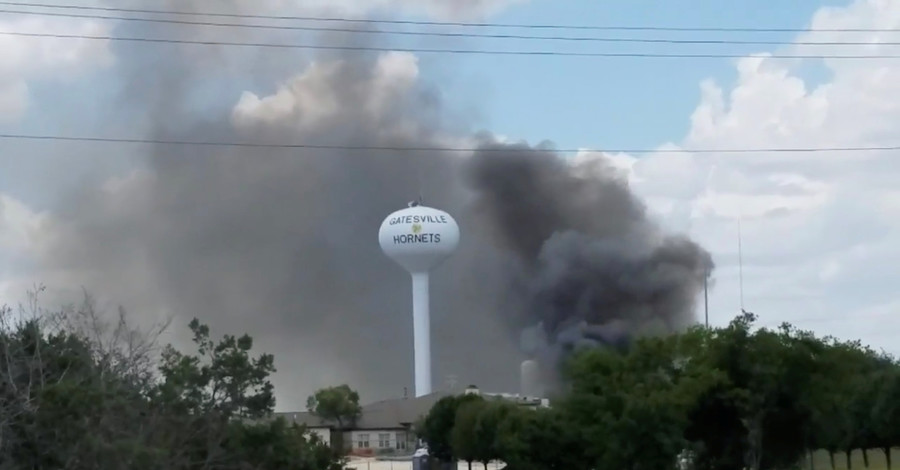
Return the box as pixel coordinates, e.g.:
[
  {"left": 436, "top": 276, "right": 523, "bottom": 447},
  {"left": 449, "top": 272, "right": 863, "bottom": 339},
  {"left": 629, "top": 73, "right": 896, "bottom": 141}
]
[
  {"left": 451, "top": 400, "right": 485, "bottom": 470},
  {"left": 151, "top": 317, "right": 281, "bottom": 467},
  {"left": 870, "top": 368, "right": 900, "bottom": 470},
  {"left": 472, "top": 400, "right": 517, "bottom": 468},
  {"left": 0, "top": 298, "right": 166, "bottom": 469},
  {"left": 563, "top": 330, "right": 722, "bottom": 470},
  {"left": 155, "top": 318, "right": 276, "bottom": 420},
  {"left": 222, "top": 418, "right": 346, "bottom": 470},
  {"left": 0, "top": 291, "right": 344, "bottom": 470},
  {"left": 421, "top": 393, "right": 483, "bottom": 462},
  {"left": 683, "top": 314, "right": 825, "bottom": 470},
  {"left": 306, "top": 384, "right": 362, "bottom": 452},
  {"left": 495, "top": 407, "right": 586, "bottom": 470},
  {"left": 416, "top": 312, "right": 900, "bottom": 470},
  {"left": 306, "top": 384, "right": 362, "bottom": 430}
]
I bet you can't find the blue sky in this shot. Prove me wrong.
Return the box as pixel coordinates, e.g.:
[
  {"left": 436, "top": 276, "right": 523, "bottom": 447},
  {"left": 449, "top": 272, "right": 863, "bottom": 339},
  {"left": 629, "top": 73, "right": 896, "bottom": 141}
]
[{"left": 427, "top": 0, "right": 845, "bottom": 150}]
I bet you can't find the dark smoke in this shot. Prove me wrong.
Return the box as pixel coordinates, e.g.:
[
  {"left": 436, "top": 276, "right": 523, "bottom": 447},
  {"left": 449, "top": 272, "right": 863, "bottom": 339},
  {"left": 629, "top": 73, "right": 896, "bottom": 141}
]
[
  {"left": 465, "top": 144, "right": 713, "bottom": 380},
  {"left": 30, "top": 3, "right": 713, "bottom": 409}
]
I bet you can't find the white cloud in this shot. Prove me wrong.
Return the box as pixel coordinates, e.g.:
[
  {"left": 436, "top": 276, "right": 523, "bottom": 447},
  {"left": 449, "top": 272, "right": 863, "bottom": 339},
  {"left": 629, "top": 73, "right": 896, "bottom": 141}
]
[
  {"left": 0, "top": 0, "right": 527, "bottom": 121},
  {"left": 0, "top": 193, "right": 50, "bottom": 306},
  {"left": 0, "top": 193, "right": 49, "bottom": 255},
  {"left": 231, "top": 59, "right": 347, "bottom": 130},
  {"left": 577, "top": 0, "right": 900, "bottom": 350},
  {"left": 233, "top": 51, "right": 422, "bottom": 138},
  {"left": 0, "top": 15, "right": 114, "bottom": 120}
]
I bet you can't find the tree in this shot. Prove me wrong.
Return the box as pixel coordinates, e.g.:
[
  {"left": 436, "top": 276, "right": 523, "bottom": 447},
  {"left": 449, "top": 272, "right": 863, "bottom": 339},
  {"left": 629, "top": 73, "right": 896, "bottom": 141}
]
[
  {"left": 155, "top": 318, "right": 276, "bottom": 420},
  {"left": 683, "top": 314, "right": 825, "bottom": 470},
  {"left": 306, "top": 384, "right": 362, "bottom": 430},
  {"left": 151, "top": 317, "right": 281, "bottom": 467},
  {"left": 471, "top": 400, "right": 517, "bottom": 469},
  {"left": 153, "top": 319, "right": 345, "bottom": 469},
  {"left": 558, "top": 328, "right": 725, "bottom": 470},
  {"left": 221, "top": 418, "right": 346, "bottom": 470},
  {"left": 0, "top": 289, "right": 343, "bottom": 470},
  {"left": 870, "top": 368, "right": 900, "bottom": 470},
  {"left": 495, "top": 407, "right": 586, "bottom": 470},
  {"left": 421, "top": 393, "right": 483, "bottom": 463},
  {"left": 306, "top": 384, "right": 362, "bottom": 453},
  {"left": 451, "top": 400, "right": 485, "bottom": 470},
  {"left": 0, "top": 293, "right": 168, "bottom": 469},
  {"left": 420, "top": 312, "right": 900, "bottom": 470}
]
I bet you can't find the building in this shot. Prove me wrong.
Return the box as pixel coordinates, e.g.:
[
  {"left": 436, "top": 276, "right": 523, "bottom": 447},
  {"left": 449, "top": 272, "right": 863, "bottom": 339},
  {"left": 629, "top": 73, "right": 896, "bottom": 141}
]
[
  {"left": 276, "top": 391, "right": 444, "bottom": 455},
  {"left": 276, "top": 386, "right": 549, "bottom": 456}
]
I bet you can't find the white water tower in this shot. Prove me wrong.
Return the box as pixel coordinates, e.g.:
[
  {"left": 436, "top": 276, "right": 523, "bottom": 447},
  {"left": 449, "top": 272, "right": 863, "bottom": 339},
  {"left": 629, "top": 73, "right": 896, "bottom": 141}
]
[{"left": 379, "top": 201, "right": 460, "bottom": 397}]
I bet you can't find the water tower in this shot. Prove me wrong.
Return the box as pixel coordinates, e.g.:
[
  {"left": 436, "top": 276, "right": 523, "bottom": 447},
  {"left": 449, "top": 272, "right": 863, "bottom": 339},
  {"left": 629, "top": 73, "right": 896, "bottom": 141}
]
[{"left": 379, "top": 201, "right": 460, "bottom": 397}]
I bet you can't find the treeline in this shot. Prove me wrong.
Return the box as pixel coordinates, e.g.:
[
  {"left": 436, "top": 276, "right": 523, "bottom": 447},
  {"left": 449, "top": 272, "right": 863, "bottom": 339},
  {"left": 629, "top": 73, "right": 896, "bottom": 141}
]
[
  {"left": 421, "top": 312, "right": 900, "bottom": 470},
  {"left": 0, "top": 295, "right": 343, "bottom": 470}
]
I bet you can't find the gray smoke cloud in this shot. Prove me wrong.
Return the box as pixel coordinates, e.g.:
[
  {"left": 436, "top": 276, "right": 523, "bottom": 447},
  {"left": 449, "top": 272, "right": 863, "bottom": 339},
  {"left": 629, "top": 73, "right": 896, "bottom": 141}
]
[
  {"left": 465, "top": 144, "right": 713, "bottom": 383},
  {"left": 28, "top": 3, "right": 713, "bottom": 409}
]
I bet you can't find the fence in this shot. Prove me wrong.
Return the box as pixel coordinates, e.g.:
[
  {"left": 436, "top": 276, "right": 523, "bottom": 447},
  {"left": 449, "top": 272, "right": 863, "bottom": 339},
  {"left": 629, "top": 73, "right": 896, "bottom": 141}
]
[{"left": 344, "top": 459, "right": 504, "bottom": 470}]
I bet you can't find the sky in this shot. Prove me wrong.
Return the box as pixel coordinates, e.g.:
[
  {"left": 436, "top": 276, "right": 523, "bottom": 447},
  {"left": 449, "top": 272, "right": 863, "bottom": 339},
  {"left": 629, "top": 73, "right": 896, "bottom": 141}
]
[{"left": 2, "top": 0, "right": 900, "bottom": 406}]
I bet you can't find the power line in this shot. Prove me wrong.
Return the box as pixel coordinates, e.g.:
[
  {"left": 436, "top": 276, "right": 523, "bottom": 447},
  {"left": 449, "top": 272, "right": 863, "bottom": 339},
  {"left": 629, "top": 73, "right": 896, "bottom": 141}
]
[
  {"left": 1, "top": 8, "right": 899, "bottom": 47},
  {"left": 2, "top": 0, "right": 899, "bottom": 33},
  {"left": 2, "top": 31, "right": 899, "bottom": 59},
  {"left": 2, "top": 133, "right": 899, "bottom": 154}
]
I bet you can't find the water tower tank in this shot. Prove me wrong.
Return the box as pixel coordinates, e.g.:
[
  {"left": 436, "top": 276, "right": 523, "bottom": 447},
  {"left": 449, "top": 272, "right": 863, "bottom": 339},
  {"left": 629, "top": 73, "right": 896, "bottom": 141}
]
[{"left": 378, "top": 205, "right": 460, "bottom": 272}]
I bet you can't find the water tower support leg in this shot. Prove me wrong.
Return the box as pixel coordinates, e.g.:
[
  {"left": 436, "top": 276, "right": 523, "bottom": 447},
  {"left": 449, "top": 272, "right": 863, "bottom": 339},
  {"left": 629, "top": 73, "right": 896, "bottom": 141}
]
[{"left": 411, "top": 271, "right": 431, "bottom": 397}]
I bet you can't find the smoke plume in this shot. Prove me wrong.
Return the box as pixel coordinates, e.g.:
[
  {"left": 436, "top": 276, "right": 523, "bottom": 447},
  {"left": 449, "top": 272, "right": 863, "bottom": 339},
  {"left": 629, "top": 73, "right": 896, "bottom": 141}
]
[
  {"left": 27, "top": 3, "right": 713, "bottom": 409},
  {"left": 465, "top": 144, "right": 713, "bottom": 379}
]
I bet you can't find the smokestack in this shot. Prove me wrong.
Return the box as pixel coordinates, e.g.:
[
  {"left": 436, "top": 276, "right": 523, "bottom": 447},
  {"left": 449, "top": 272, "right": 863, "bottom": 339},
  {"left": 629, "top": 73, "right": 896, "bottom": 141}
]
[{"left": 520, "top": 359, "right": 541, "bottom": 398}]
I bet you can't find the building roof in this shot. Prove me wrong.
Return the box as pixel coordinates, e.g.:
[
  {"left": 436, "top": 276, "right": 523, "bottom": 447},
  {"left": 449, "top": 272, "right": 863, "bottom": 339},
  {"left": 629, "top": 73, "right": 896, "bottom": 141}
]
[
  {"left": 274, "top": 410, "right": 331, "bottom": 428},
  {"left": 273, "top": 388, "right": 550, "bottom": 431},
  {"left": 275, "top": 391, "right": 451, "bottom": 431}
]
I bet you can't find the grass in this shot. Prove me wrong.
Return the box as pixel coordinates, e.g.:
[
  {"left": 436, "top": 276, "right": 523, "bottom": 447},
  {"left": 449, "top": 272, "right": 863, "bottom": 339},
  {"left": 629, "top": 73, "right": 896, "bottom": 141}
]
[{"left": 807, "top": 449, "right": 900, "bottom": 470}]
